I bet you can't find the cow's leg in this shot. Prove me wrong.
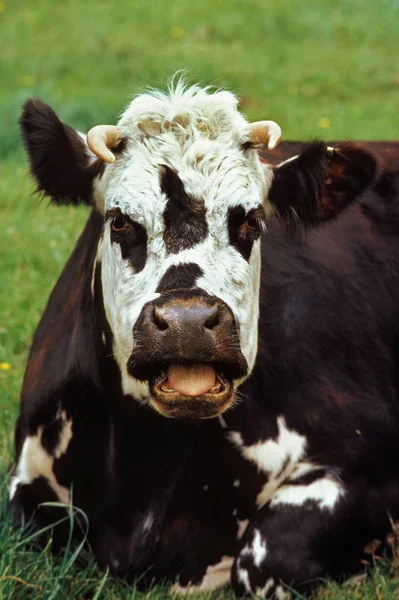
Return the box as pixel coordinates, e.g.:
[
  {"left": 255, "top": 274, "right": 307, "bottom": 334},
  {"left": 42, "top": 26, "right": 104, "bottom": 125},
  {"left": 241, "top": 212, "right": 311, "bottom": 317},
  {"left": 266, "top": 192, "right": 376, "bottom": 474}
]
[{"left": 231, "top": 472, "right": 370, "bottom": 598}]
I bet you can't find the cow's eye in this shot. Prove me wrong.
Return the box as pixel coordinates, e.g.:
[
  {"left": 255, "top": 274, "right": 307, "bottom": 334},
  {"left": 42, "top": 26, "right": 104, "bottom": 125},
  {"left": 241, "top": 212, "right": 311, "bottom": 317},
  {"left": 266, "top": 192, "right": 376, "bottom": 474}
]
[
  {"left": 111, "top": 214, "right": 130, "bottom": 232},
  {"left": 247, "top": 208, "right": 265, "bottom": 232},
  {"left": 239, "top": 209, "right": 266, "bottom": 238},
  {"left": 246, "top": 213, "right": 264, "bottom": 233},
  {"left": 228, "top": 205, "right": 265, "bottom": 261},
  {"left": 112, "top": 219, "right": 146, "bottom": 247},
  {"left": 106, "top": 210, "right": 147, "bottom": 251}
]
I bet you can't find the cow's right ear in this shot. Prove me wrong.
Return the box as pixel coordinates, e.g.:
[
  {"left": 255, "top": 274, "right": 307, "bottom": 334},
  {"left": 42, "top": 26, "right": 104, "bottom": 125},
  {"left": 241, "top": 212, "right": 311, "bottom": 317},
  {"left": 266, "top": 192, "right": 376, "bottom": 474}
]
[
  {"left": 267, "top": 141, "right": 377, "bottom": 233},
  {"left": 20, "top": 99, "right": 104, "bottom": 206}
]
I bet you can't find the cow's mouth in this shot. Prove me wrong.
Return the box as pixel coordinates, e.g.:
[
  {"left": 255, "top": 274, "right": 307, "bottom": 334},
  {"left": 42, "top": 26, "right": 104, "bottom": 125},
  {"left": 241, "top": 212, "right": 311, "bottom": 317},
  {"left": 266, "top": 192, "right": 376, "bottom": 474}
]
[{"left": 148, "top": 363, "right": 235, "bottom": 419}]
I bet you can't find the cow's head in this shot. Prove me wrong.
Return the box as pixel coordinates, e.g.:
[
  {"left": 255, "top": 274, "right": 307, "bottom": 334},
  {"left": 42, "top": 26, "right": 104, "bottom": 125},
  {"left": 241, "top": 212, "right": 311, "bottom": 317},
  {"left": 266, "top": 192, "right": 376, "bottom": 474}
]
[{"left": 20, "top": 82, "right": 376, "bottom": 419}]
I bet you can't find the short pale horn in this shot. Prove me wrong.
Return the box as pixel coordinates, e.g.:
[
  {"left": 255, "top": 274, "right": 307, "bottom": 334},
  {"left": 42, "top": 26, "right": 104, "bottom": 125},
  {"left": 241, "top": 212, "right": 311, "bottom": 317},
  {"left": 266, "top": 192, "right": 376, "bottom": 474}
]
[
  {"left": 249, "top": 121, "right": 282, "bottom": 150},
  {"left": 86, "top": 125, "right": 122, "bottom": 163}
]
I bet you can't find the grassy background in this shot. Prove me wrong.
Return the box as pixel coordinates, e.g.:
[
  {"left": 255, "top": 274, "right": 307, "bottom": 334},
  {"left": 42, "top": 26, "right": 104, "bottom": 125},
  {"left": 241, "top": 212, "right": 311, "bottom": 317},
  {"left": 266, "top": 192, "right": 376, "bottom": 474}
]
[{"left": 1, "top": 0, "right": 399, "bottom": 597}]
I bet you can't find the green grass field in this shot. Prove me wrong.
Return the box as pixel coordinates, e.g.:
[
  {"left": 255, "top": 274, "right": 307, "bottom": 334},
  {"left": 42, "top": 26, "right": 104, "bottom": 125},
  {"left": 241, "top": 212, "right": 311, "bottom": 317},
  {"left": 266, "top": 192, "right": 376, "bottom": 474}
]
[{"left": 1, "top": 0, "right": 399, "bottom": 597}]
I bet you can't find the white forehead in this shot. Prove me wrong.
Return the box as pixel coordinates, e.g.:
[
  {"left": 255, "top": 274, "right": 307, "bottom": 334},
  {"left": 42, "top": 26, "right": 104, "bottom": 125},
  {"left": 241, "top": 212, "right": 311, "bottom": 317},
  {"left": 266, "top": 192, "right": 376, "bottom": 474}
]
[{"left": 96, "top": 81, "right": 272, "bottom": 219}]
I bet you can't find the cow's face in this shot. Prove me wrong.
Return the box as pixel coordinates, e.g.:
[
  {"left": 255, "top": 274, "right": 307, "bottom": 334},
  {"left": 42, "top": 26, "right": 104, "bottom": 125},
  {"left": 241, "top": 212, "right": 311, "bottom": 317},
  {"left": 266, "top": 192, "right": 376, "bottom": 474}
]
[{"left": 94, "top": 87, "right": 276, "bottom": 418}]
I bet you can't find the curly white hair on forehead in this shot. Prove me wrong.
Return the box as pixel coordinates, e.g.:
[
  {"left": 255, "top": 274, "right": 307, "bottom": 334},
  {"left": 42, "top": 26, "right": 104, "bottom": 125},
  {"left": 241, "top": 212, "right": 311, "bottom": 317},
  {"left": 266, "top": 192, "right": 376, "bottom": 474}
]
[{"left": 119, "top": 78, "right": 249, "bottom": 145}]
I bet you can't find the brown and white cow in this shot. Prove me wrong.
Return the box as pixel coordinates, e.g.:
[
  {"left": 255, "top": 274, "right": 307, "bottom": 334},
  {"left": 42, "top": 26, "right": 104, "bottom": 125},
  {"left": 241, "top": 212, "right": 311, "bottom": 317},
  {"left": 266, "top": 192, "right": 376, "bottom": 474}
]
[{"left": 9, "top": 81, "right": 399, "bottom": 598}]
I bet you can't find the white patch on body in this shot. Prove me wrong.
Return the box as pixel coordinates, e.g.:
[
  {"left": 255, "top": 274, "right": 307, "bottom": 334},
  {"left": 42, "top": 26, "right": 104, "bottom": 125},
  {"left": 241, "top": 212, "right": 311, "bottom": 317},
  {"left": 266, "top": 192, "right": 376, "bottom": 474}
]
[
  {"left": 252, "top": 529, "right": 267, "bottom": 567},
  {"left": 241, "top": 529, "right": 267, "bottom": 568},
  {"left": 170, "top": 555, "right": 234, "bottom": 594},
  {"left": 229, "top": 416, "right": 307, "bottom": 507},
  {"left": 233, "top": 479, "right": 240, "bottom": 488},
  {"left": 229, "top": 417, "right": 307, "bottom": 474},
  {"left": 271, "top": 476, "right": 344, "bottom": 511},
  {"left": 9, "top": 410, "right": 73, "bottom": 503},
  {"left": 236, "top": 557, "right": 252, "bottom": 593},
  {"left": 229, "top": 417, "right": 344, "bottom": 511},
  {"left": 237, "top": 537, "right": 274, "bottom": 596}
]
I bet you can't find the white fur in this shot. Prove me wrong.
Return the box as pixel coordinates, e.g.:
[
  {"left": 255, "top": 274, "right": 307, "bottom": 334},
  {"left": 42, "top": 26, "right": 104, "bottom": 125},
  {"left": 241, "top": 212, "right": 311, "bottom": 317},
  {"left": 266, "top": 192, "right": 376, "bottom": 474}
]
[
  {"left": 9, "top": 410, "right": 72, "bottom": 503},
  {"left": 229, "top": 417, "right": 344, "bottom": 511},
  {"left": 90, "top": 81, "right": 274, "bottom": 398},
  {"left": 252, "top": 529, "right": 267, "bottom": 568},
  {"left": 241, "top": 529, "right": 267, "bottom": 569},
  {"left": 229, "top": 418, "right": 306, "bottom": 473},
  {"left": 236, "top": 558, "right": 252, "bottom": 594},
  {"left": 271, "top": 476, "right": 345, "bottom": 511},
  {"left": 229, "top": 416, "right": 308, "bottom": 508}
]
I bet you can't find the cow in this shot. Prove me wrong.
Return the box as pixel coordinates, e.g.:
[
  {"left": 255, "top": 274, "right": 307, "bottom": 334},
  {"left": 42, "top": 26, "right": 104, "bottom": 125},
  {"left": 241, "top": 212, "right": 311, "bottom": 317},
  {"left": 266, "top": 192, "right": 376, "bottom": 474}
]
[{"left": 8, "top": 80, "right": 399, "bottom": 598}]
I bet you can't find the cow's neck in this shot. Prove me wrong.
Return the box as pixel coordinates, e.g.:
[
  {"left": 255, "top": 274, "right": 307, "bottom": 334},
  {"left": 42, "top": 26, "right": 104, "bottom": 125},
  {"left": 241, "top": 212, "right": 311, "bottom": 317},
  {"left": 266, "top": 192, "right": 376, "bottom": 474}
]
[{"left": 21, "top": 210, "right": 105, "bottom": 430}]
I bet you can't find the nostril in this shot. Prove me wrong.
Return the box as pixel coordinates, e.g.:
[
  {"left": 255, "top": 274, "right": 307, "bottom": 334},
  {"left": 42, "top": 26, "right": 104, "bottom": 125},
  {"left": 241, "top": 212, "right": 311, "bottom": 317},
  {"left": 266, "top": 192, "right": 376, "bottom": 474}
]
[
  {"left": 204, "top": 307, "right": 219, "bottom": 330},
  {"left": 153, "top": 306, "right": 169, "bottom": 331}
]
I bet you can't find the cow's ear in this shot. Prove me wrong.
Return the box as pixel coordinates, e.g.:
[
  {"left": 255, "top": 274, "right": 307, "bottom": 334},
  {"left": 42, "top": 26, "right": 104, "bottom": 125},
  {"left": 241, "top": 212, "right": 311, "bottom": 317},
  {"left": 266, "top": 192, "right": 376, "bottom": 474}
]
[
  {"left": 20, "top": 99, "right": 104, "bottom": 206},
  {"left": 268, "top": 141, "right": 377, "bottom": 233}
]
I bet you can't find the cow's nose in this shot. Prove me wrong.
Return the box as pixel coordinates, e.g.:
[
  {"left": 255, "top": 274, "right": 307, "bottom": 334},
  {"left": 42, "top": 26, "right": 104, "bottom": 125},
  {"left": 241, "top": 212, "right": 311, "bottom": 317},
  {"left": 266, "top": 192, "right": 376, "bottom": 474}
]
[
  {"left": 152, "top": 303, "right": 220, "bottom": 332},
  {"left": 138, "top": 296, "right": 234, "bottom": 361},
  {"left": 129, "top": 294, "right": 247, "bottom": 382}
]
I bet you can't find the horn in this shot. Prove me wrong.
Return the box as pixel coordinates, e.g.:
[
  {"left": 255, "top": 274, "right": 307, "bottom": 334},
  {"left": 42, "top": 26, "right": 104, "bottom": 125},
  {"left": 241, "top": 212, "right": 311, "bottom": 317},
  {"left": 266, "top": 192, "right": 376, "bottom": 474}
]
[
  {"left": 249, "top": 121, "right": 282, "bottom": 150},
  {"left": 86, "top": 125, "right": 122, "bottom": 164}
]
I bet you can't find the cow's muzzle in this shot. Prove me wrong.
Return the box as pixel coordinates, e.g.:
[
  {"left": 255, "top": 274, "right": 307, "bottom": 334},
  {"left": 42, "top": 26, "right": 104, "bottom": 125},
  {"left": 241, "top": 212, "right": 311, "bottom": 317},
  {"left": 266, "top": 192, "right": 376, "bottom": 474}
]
[{"left": 128, "top": 291, "right": 247, "bottom": 419}]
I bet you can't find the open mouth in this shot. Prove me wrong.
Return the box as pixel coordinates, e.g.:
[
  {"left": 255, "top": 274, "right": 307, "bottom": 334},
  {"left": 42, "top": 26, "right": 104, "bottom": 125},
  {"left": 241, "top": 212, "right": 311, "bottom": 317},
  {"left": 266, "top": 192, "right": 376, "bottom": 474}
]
[{"left": 149, "top": 363, "right": 235, "bottom": 419}]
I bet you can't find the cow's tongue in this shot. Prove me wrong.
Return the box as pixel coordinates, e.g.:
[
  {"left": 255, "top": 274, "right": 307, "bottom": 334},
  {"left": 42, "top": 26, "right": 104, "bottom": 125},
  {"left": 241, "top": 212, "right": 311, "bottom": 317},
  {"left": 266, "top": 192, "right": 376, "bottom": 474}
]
[{"left": 164, "top": 364, "right": 217, "bottom": 396}]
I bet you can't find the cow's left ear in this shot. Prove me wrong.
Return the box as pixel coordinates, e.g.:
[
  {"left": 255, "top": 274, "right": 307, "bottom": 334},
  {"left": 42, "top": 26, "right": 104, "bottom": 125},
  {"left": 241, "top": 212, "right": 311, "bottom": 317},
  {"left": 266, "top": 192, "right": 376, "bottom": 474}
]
[{"left": 267, "top": 142, "right": 377, "bottom": 232}]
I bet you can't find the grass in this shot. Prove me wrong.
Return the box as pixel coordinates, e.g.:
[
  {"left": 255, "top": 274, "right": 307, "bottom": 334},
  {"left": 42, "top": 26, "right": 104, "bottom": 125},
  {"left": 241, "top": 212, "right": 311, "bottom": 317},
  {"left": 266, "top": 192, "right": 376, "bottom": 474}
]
[{"left": 1, "top": 0, "right": 399, "bottom": 597}]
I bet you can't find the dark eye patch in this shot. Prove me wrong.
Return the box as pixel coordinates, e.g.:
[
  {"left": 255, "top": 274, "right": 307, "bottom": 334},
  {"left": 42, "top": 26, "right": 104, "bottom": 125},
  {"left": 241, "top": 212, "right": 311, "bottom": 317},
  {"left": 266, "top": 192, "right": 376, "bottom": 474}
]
[
  {"left": 105, "top": 208, "right": 147, "bottom": 273},
  {"left": 228, "top": 205, "right": 265, "bottom": 261}
]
